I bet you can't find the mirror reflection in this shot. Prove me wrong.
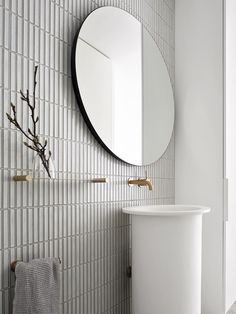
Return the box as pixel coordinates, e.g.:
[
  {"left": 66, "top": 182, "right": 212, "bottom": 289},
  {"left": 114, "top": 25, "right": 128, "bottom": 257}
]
[{"left": 72, "top": 7, "right": 174, "bottom": 165}]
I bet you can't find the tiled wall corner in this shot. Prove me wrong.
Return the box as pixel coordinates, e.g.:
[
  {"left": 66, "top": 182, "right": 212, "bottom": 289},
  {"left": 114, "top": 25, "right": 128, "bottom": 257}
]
[{"left": 0, "top": 0, "right": 175, "bottom": 313}]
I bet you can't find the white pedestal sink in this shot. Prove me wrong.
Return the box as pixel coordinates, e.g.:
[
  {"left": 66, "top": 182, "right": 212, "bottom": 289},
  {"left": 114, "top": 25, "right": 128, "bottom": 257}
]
[{"left": 123, "top": 205, "right": 210, "bottom": 314}]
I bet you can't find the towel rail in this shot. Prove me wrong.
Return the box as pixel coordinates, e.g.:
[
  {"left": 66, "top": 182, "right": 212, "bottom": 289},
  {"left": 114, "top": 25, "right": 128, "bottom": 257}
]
[{"left": 10, "top": 258, "right": 61, "bottom": 272}]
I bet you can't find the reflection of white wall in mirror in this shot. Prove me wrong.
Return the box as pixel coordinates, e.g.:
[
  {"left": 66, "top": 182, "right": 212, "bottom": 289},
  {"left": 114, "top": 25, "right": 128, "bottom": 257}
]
[
  {"left": 142, "top": 28, "right": 174, "bottom": 163},
  {"left": 76, "top": 39, "right": 113, "bottom": 148},
  {"left": 79, "top": 8, "right": 142, "bottom": 164},
  {"left": 112, "top": 18, "right": 142, "bottom": 165}
]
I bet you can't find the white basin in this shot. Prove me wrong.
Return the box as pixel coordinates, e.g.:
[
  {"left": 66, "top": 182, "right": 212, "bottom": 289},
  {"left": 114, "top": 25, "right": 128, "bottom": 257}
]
[
  {"left": 123, "top": 204, "right": 210, "bottom": 314},
  {"left": 123, "top": 204, "right": 210, "bottom": 216}
]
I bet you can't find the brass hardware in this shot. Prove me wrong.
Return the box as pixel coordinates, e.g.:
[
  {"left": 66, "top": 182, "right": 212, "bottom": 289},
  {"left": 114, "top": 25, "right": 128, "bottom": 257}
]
[
  {"left": 11, "top": 258, "right": 62, "bottom": 272},
  {"left": 10, "top": 260, "right": 20, "bottom": 272},
  {"left": 13, "top": 175, "right": 33, "bottom": 182},
  {"left": 13, "top": 176, "right": 108, "bottom": 183},
  {"left": 128, "top": 171, "right": 153, "bottom": 191},
  {"left": 127, "top": 265, "right": 132, "bottom": 278},
  {"left": 91, "top": 177, "right": 108, "bottom": 183}
]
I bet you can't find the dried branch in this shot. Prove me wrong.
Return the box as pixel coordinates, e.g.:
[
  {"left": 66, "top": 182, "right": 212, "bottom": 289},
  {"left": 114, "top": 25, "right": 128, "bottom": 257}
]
[{"left": 6, "top": 66, "right": 53, "bottom": 178}]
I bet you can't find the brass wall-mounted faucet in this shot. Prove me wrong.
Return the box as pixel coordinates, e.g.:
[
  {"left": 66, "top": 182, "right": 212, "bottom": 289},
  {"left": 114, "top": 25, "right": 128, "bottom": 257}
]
[{"left": 128, "top": 171, "right": 153, "bottom": 191}]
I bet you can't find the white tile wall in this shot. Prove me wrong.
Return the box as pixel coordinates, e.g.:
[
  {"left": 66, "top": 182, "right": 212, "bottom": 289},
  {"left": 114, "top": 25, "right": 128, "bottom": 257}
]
[{"left": 0, "top": 0, "right": 175, "bottom": 313}]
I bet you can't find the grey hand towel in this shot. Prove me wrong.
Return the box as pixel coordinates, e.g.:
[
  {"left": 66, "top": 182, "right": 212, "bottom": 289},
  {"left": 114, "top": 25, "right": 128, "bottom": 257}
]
[{"left": 13, "top": 258, "right": 60, "bottom": 314}]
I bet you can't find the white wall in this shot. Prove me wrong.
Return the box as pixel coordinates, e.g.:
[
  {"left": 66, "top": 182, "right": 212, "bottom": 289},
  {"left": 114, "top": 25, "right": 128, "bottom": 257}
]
[
  {"left": 175, "top": 1, "right": 224, "bottom": 313},
  {"left": 226, "top": 0, "right": 236, "bottom": 310}
]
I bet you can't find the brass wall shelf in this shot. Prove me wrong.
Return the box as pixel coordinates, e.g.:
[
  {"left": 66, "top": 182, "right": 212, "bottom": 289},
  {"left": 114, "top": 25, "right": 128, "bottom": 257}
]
[
  {"left": 12, "top": 175, "right": 108, "bottom": 183},
  {"left": 91, "top": 178, "right": 108, "bottom": 183},
  {"left": 13, "top": 175, "right": 33, "bottom": 182}
]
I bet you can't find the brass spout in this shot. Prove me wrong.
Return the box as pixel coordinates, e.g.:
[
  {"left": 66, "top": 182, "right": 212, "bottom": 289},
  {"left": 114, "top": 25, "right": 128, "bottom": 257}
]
[{"left": 128, "top": 177, "right": 153, "bottom": 191}]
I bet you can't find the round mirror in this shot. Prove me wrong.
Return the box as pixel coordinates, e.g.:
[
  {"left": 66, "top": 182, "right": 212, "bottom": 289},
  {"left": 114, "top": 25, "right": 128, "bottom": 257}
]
[{"left": 72, "top": 7, "right": 174, "bottom": 166}]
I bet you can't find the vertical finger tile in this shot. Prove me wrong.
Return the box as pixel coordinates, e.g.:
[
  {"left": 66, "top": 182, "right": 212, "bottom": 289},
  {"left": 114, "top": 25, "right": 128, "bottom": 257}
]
[{"left": 0, "top": 0, "right": 174, "bottom": 313}]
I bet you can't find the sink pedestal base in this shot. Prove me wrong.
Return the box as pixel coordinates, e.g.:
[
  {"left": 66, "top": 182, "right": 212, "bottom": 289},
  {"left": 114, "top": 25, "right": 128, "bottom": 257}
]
[{"left": 132, "top": 214, "right": 202, "bottom": 314}]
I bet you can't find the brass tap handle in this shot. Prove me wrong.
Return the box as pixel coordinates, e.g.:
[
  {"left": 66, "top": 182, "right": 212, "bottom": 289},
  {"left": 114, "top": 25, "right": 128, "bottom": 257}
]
[{"left": 128, "top": 177, "right": 153, "bottom": 191}]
